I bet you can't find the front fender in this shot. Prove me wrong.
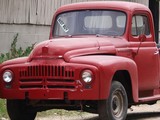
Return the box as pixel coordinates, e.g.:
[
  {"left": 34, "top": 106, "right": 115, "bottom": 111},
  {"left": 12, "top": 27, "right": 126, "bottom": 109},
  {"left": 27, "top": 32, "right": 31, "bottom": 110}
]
[
  {"left": 70, "top": 55, "right": 138, "bottom": 102},
  {"left": 1, "top": 57, "right": 28, "bottom": 67}
]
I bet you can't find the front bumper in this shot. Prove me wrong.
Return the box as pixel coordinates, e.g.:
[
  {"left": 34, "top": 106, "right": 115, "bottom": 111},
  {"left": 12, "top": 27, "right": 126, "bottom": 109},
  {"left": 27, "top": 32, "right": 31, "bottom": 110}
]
[{"left": 0, "top": 59, "right": 99, "bottom": 100}]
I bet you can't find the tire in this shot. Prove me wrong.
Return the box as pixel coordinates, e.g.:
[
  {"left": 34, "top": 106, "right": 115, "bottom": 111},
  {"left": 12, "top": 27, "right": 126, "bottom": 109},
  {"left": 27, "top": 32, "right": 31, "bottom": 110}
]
[
  {"left": 98, "top": 81, "right": 128, "bottom": 120},
  {"left": 7, "top": 100, "right": 37, "bottom": 120}
]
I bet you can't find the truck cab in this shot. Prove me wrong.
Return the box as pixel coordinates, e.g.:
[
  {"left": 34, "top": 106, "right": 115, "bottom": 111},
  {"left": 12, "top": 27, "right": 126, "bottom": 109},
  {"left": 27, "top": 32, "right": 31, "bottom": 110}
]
[{"left": 0, "top": 1, "right": 160, "bottom": 120}]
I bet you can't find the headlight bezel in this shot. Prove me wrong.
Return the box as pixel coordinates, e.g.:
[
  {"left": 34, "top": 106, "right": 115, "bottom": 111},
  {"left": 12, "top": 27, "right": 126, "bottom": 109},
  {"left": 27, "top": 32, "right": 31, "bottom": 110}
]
[
  {"left": 3, "top": 70, "right": 13, "bottom": 83},
  {"left": 81, "top": 69, "right": 94, "bottom": 84}
]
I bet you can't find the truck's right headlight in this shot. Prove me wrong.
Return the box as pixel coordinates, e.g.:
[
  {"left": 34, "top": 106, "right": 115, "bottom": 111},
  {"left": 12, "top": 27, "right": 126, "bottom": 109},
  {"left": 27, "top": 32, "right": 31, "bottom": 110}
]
[{"left": 3, "top": 70, "right": 13, "bottom": 83}]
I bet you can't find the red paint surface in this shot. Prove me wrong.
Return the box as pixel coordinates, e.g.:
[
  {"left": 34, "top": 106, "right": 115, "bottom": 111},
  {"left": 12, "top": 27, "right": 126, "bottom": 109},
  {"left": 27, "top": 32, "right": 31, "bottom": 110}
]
[{"left": 0, "top": 1, "right": 160, "bottom": 105}]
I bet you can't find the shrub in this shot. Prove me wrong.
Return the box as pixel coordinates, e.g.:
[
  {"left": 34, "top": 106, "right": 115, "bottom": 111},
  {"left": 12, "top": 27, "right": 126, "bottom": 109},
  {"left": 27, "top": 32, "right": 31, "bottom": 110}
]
[{"left": 0, "top": 33, "right": 35, "bottom": 63}]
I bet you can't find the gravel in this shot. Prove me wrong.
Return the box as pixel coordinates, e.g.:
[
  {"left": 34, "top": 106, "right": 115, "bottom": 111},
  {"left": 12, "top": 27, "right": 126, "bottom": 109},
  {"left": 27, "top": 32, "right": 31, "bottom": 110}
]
[{"left": 36, "top": 101, "right": 160, "bottom": 120}]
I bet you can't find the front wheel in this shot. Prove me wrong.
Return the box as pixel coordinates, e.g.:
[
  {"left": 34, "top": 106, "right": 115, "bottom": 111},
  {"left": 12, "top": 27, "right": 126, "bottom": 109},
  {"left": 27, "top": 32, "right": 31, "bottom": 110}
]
[
  {"left": 98, "top": 81, "right": 128, "bottom": 120},
  {"left": 7, "top": 100, "right": 37, "bottom": 120}
]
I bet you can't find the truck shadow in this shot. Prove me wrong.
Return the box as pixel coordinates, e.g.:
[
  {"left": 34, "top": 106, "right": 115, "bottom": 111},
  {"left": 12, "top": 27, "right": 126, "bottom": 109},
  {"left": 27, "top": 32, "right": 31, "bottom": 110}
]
[{"left": 83, "top": 112, "right": 160, "bottom": 120}]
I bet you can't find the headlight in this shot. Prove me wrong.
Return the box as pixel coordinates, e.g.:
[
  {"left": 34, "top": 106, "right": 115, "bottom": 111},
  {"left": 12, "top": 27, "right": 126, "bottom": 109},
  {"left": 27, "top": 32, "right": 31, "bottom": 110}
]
[
  {"left": 3, "top": 70, "right": 13, "bottom": 83},
  {"left": 82, "top": 70, "right": 93, "bottom": 83}
]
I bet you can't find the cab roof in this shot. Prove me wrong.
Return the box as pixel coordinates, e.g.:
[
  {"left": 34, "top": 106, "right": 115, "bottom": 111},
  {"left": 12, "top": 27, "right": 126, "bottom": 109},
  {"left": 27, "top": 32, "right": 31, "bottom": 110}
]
[{"left": 57, "top": 1, "right": 150, "bottom": 13}]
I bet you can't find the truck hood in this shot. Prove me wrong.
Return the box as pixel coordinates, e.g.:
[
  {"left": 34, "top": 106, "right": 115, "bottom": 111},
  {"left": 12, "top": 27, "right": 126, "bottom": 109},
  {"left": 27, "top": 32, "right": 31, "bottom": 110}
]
[{"left": 29, "top": 37, "right": 129, "bottom": 61}]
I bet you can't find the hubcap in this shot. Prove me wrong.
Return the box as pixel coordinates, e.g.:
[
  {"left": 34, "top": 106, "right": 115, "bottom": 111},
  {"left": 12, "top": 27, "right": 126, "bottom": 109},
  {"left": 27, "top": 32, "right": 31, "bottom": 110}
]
[{"left": 111, "top": 90, "right": 124, "bottom": 118}]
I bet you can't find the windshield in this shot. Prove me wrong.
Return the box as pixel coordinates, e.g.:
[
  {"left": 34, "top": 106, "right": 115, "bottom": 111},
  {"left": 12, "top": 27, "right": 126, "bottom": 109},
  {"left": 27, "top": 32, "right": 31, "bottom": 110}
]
[{"left": 53, "top": 10, "right": 126, "bottom": 37}]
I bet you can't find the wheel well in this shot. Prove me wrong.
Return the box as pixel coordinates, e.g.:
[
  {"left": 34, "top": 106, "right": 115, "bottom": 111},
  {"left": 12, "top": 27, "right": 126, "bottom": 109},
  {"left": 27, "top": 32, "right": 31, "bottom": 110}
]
[{"left": 112, "top": 70, "right": 134, "bottom": 105}]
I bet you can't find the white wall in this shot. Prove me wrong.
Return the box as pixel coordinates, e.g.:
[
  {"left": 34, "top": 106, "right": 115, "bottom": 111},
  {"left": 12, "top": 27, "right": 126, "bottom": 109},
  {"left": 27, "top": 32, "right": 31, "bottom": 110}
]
[{"left": 0, "top": 24, "right": 50, "bottom": 53}]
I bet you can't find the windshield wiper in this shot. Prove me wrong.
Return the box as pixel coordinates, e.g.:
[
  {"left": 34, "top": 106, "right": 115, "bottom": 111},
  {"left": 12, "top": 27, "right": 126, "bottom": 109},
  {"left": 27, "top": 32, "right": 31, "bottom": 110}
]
[
  {"left": 56, "top": 35, "right": 72, "bottom": 38},
  {"left": 96, "top": 34, "right": 106, "bottom": 37},
  {"left": 96, "top": 34, "right": 121, "bottom": 38}
]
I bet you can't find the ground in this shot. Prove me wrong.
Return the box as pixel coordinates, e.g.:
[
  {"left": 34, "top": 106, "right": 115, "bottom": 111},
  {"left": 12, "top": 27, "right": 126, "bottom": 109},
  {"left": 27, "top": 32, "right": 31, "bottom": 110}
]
[
  {"left": 34, "top": 101, "right": 160, "bottom": 120},
  {"left": 1, "top": 101, "right": 160, "bottom": 120}
]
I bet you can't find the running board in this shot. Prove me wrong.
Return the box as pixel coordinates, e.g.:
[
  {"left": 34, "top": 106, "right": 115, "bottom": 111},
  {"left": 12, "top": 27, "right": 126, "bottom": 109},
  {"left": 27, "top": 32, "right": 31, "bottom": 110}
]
[{"left": 139, "top": 95, "right": 160, "bottom": 102}]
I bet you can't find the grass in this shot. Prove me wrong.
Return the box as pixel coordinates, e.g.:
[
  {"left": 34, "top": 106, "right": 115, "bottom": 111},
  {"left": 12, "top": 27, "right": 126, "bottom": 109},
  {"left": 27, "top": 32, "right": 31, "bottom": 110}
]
[{"left": 0, "top": 99, "right": 8, "bottom": 118}]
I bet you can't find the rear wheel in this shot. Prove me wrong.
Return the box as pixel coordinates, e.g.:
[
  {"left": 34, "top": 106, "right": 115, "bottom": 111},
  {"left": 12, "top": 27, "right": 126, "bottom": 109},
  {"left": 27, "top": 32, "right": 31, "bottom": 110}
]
[
  {"left": 99, "top": 81, "right": 128, "bottom": 120},
  {"left": 7, "top": 100, "right": 37, "bottom": 120}
]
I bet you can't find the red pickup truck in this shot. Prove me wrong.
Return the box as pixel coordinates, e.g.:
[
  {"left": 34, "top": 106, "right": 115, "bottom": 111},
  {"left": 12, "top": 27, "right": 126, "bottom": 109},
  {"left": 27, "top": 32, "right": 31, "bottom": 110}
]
[{"left": 0, "top": 1, "right": 160, "bottom": 120}]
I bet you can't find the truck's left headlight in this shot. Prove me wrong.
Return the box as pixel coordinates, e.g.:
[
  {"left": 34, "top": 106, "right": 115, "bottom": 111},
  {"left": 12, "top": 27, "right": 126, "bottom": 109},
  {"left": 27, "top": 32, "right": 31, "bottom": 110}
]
[
  {"left": 82, "top": 70, "right": 93, "bottom": 83},
  {"left": 3, "top": 70, "right": 13, "bottom": 83}
]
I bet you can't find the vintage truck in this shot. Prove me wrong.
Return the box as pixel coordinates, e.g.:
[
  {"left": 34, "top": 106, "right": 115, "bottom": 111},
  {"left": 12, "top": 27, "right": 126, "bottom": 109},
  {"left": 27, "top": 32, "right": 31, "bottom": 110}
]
[{"left": 0, "top": 1, "right": 160, "bottom": 120}]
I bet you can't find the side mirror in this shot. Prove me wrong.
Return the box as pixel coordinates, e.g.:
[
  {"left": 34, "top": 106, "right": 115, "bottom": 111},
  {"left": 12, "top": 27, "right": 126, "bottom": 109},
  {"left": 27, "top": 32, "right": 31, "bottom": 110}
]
[{"left": 139, "top": 34, "right": 146, "bottom": 42}]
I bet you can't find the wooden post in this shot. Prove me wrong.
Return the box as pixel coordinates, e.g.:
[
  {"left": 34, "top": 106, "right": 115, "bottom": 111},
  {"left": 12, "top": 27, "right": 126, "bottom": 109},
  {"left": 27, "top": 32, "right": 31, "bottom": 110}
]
[{"left": 149, "top": 0, "right": 159, "bottom": 43}]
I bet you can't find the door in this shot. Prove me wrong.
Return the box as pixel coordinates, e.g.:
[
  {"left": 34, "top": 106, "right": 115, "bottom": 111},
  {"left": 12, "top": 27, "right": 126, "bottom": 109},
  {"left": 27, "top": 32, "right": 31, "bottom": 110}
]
[{"left": 130, "top": 14, "right": 159, "bottom": 96}]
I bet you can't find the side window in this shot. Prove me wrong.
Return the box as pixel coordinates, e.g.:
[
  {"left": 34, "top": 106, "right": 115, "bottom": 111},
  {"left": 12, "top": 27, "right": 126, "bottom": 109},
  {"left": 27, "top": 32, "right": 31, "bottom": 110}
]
[{"left": 132, "top": 15, "right": 150, "bottom": 36}]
